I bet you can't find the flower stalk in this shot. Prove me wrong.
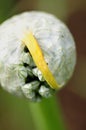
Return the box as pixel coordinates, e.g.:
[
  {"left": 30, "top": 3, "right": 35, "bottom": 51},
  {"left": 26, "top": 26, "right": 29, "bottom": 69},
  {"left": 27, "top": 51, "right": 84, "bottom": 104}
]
[{"left": 29, "top": 95, "right": 66, "bottom": 130}]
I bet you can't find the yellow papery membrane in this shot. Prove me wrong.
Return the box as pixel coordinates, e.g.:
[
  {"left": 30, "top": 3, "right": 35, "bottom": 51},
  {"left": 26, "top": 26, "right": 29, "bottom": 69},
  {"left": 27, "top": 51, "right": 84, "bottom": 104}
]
[{"left": 22, "top": 32, "right": 60, "bottom": 89}]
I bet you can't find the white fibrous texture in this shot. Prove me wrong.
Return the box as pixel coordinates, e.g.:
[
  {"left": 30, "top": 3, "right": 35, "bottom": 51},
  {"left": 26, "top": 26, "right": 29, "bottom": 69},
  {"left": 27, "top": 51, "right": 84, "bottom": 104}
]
[{"left": 0, "top": 11, "right": 76, "bottom": 102}]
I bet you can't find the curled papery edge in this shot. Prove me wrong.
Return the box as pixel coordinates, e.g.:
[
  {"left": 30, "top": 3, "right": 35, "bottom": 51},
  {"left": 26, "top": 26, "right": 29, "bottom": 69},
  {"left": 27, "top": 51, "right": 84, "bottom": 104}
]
[{"left": 22, "top": 32, "right": 60, "bottom": 90}]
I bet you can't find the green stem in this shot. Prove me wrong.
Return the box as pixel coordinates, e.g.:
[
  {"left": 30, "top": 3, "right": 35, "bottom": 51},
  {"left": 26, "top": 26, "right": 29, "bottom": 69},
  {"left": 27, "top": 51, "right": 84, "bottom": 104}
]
[{"left": 28, "top": 95, "right": 67, "bottom": 130}]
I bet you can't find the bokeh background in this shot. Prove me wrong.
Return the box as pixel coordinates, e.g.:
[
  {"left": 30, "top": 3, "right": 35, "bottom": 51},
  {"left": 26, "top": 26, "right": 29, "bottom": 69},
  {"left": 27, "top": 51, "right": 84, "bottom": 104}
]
[{"left": 0, "top": 0, "right": 86, "bottom": 130}]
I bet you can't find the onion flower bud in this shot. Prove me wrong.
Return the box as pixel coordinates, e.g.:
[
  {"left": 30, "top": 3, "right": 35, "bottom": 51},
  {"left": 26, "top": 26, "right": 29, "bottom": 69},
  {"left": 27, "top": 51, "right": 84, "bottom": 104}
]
[{"left": 0, "top": 11, "right": 76, "bottom": 102}]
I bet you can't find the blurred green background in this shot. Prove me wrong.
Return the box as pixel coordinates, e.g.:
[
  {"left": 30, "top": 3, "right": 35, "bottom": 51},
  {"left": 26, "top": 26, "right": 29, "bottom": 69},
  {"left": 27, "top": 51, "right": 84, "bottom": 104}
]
[{"left": 0, "top": 0, "right": 86, "bottom": 130}]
